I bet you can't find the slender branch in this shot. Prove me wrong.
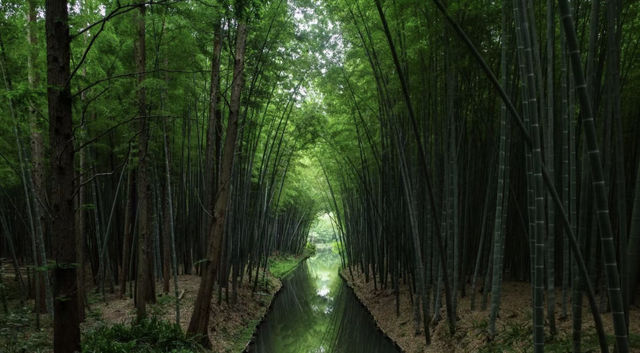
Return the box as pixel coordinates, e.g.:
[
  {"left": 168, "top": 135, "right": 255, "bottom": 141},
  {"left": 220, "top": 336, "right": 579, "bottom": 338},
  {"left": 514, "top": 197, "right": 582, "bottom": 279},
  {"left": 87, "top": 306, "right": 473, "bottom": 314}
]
[{"left": 72, "top": 0, "right": 179, "bottom": 39}]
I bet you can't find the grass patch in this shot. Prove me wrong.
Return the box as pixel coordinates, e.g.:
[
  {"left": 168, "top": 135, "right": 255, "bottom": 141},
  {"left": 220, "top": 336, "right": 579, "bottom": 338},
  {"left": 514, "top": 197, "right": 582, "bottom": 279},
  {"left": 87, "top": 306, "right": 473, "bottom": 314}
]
[
  {"left": 268, "top": 244, "right": 315, "bottom": 279},
  {"left": 471, "top": 318, "right": 488, "bottom": 331},
  {"left": 82, "top": 317, "right": 204, "bottom": 353},
  {"left": 149, "top": 293, "right": 176, "bottom": 317},
  {"left": 225, "top": 319, "right": 259, "bottom": 353},
  {"left": 631, "top": 332, "right": 640, "bottom": 349},
  {"left": 0, "top": 306, "right": 50, "bottom": 353}
]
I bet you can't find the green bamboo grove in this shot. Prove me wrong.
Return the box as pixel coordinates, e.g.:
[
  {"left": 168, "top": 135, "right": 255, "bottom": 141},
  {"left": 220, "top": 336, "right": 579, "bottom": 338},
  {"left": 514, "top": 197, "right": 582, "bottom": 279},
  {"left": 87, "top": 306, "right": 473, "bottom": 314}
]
[
  {"left": 317, "top": 0, "right": 640, "bottom": 352},
  {"left": 0, "top": 0, "right": 639, "bottom": 352},
  {"left": 0, "top": 0, "right": 323, "bottom": 344}
]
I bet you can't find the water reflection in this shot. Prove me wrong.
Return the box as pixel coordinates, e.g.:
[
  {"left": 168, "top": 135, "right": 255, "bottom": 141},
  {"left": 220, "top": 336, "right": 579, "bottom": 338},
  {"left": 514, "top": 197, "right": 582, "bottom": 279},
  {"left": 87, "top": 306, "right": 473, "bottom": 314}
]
[{"left": 248, "top": 245, "right": 399, "bottom": 353}]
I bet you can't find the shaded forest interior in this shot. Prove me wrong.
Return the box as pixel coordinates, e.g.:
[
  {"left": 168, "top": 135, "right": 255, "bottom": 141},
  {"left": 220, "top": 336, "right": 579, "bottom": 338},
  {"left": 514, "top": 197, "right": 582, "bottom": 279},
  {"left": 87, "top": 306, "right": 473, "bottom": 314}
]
[{"left": 0, "top": 0, "right": 639, "bottom": 352}]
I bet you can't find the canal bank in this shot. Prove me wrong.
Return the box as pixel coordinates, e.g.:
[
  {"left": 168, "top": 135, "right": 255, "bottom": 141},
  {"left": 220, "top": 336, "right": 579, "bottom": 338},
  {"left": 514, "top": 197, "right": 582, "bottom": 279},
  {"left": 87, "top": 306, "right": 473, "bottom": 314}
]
[
  {"left": 340, "top": 268, "right": 640, "bottom": 353},
  {"left": 84, "top": 248, "right": 314, "bottom": 353},
  {"left": 246, "top": 242, "right": 401, "bottom": 353},
  {"left": 227, "top": 246, "right": 316, "bottom": 353}
]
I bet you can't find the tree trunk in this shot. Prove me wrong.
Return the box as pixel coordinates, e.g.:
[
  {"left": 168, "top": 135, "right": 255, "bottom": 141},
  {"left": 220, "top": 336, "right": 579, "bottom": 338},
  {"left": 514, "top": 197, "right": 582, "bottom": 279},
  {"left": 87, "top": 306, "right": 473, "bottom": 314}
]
[
  {"left": 162, "top": 118, "right": 181, "bottom": 324},
  {"left": 45, "top": 0, "right": 81, "bottom": 351},
  {"left": 558, "top": 0, "right": 629, "bottom": 350},
  {"left": 202, "top": 20, "right": 223, "bottom": 242},
  {"left": 162, "top": 169, "right": 171, "bottom": 293},
  {"left": 544, "top": 0, "right": 556, "bottom": 338},
  {"left": 489, "top": 1, "right": 510, "bottom": 337},
  {"left": 135, "top": 3, "right": 155, "bottom": 321},
  {"left": 514, "top": 1, "right": 545, "bottom": 351},
  {"left": 187, "top": 10, "right": 247, "bottom": 345},
  {"left": 119, "top": 170, "right": 136, "bottom": 298},
  {"left": 627, "top": 150, "right": 640, "bottom": 305},
  {"left": 75, "top": 146, "right": 85, "bottom": 321},
  {"left": 27, "top": 0, "right": 52, "bottom": 316}
]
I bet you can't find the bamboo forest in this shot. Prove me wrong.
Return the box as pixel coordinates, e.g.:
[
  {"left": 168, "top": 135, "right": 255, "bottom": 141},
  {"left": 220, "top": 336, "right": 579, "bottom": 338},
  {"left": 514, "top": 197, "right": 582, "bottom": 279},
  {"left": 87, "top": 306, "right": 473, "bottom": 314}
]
[{"left": 0, "top": 0, "right": 639, "bottom": 352}]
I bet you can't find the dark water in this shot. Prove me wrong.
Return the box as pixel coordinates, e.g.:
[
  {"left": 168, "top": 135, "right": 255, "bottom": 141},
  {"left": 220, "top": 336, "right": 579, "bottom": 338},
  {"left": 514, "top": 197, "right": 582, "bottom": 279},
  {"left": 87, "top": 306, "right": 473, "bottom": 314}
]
[{"left": 248, "top": 247, "right": 400, "bottom": 353}]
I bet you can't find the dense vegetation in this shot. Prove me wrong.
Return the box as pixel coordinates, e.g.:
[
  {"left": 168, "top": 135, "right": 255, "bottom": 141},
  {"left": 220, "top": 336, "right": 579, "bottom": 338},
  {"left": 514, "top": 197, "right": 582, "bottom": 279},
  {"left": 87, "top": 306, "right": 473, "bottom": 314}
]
[
  {"left": 82, "top": 318, "right": 205, "bottom": 353},
  {"left": 0, "top": 0, "right": 639, "bottom": 352},
  {"left": 316, "top": 0, "right": 640, "bottom": 352}
]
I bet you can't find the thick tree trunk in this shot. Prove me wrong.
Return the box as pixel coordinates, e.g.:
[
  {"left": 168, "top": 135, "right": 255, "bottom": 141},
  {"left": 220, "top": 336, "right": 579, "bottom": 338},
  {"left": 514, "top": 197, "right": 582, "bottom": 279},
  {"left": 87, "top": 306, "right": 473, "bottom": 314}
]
[
  {"left": 45, "top": 0, "right": 81, "bottom": 351},
  {"left": 187, "top": 14, "right": 247, "bottom": 345},
  {"left": 135, "top": 3, "right": 155, "bottom": 320}
]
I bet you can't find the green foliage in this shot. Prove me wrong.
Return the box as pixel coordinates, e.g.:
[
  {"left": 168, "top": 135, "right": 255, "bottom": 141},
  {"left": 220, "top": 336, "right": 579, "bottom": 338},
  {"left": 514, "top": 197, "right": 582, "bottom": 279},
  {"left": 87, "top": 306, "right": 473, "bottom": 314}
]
[
  {"left": 82, "top": 318, "right": 204, "bottom": 353},
  {"left": 478, "top": 324, "right": 640, "bottom": 353},
  {"left": 0, "top": 306, "right": 50, "bottom": 353},
  {"left": 268, "top": 245, "right": 315, "bottom": 279},
  {"left": 224, "top": 319, "right": 259, "bottom": 353},
  {"left": 308, "top": 213, "right": 336, "bottom": 243},
  {"left": 471, "top": 318, "right": 488, "bottom": 331},
  {"left": 330, "top": 241, "right": 343, "bottom": 255},
  {"left": 305, "top": 242, "right": 316, "bottom": 253},
  {"left": 149, "top": 294, "right": 176, "bottom": 318}
]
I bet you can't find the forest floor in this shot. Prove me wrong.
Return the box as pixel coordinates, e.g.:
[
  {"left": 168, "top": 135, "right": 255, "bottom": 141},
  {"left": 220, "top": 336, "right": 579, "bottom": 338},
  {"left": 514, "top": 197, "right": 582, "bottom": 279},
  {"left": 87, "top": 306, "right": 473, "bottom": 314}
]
[
  {"left": 341, "top": 268, "right": 640, "bottom": 353},
  {"left": 89, "top": 272, "right": 280, "bottom": 353},
  {"left": 0, "top": 247, "right": 313, "bottom": 353}
]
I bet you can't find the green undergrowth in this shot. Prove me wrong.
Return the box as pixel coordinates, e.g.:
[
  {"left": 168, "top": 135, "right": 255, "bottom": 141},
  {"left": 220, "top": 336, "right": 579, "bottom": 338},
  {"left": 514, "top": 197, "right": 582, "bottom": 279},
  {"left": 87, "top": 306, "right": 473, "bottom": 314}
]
[
  {"left": 224, "top": 318, "right": 259, "bottom": 353},
  {"left": 221, "top": 245, "right": 316, "bottom": 352},
  {"left": 268, "top": 243, "right": 316, "bottom": 279},
  {"left": 478, "top": 322, "right": 640, "bottom": 353},
  {"left": 82, "top": 318, "right": 205, "bottom": 353},
  {"left": 0, "top": 245, "right": 317, "bottom": 353},
  {"left": 0, "top": 306, "right": 51, "bottom": 353}
]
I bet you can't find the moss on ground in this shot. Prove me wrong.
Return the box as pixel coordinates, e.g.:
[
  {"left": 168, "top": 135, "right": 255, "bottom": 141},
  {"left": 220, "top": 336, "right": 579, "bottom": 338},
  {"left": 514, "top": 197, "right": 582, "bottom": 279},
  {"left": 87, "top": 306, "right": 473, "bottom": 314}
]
[
  {"left": 267, "top": 244, "right": 315, "bottom": 279},
  {"left": 225, "top": 319, "right": 259, "bottom": 353}
]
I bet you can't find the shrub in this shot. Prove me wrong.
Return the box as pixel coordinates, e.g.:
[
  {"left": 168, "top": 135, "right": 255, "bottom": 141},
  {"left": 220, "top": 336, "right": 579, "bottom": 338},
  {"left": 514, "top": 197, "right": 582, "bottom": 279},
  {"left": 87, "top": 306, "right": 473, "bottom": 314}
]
[{"left": 82, "top": 318, "right": 204, "bottom": 353}]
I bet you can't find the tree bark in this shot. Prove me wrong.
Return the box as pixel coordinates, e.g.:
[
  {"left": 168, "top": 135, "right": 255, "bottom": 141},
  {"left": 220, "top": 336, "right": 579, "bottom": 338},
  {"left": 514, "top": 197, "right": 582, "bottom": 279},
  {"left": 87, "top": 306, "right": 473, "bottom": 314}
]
[
  {"left": 135, "top": 3, "right": 155, "bottom": 321},
  {"left": 202, "top": 20, "right": 224, "bottom": 241},
  {"left": 27, "top": 0, "right": 52, "bottom": 315},
  {"left": 628, "top": 152, "right": 640, "bottom": 305},
  {"left": 162, "top": 118, "right": 181, "bottom": 324},
  {"left": 119, "top": 170, "right": 136, "bottom": 298},
  {"left": 558, "top": 0, "right": 629, "bottom": 350},
  {"left": 75, "top": 146, "right": 85, "bottom": 321},
  {"left": 45, "top": 0, "right": 81, "bottom": 351},
  {"left": 162, "top": 169, "right": 171, "bottom": 293},
  {"left": 187, "top": 10, "right": 247, "bottom": 345}
]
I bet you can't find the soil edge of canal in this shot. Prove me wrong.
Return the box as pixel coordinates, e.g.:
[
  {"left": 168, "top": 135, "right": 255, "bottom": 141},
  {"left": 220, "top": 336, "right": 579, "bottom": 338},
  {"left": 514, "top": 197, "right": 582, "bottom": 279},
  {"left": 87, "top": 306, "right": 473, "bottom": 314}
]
[
  {"left": 339, "top": 270, "right": 407, "bottom": 353},
  {"left": 240, "top": 249, "right": 315, "bottom": 352}
]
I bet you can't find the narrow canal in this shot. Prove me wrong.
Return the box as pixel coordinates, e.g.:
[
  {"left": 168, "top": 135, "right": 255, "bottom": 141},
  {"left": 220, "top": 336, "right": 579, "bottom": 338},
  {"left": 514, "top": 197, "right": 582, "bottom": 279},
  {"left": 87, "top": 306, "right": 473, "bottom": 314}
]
[{"left": 248, "top": 241, "right": 400, "bottom": 353}]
